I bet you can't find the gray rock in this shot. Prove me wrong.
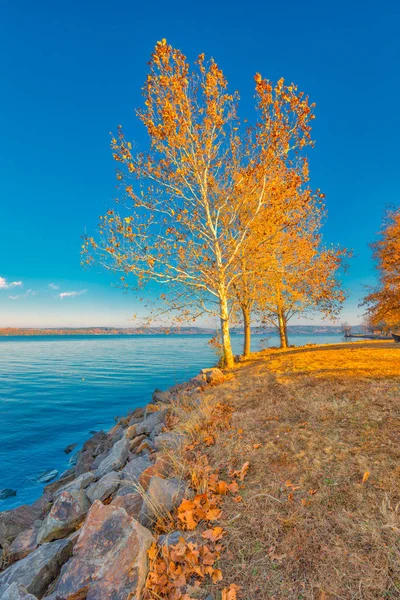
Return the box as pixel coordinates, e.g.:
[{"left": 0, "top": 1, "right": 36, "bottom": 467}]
[
  {"left": 152, "top": 389, "right": 172, "bottom": 404},
  {"left": 63, "top": 444, "right": 77, "bottom": 455},
  {"left": 0, "top": 582, "right": 38, "bottom": 599},
  {"left": 153, "top": 432, "right": 185, "bottom": 451},
  {"left": 37, "top": 471, "right": 58, "bottom": 484},
  {"left": 111, "top": 493, "right": 143, "bottom": 519},
  {"left": 158, "top": 530, "right": 191, "bottom": 548},
  {"left": 75, "top": 431, "right": 112, "bottom": 476},
  {"left": 37, "top": 490, "right": 90, "bottom": 544},
  {"left": 54, "top": 472, "right": 95, "bottom": 498},
  {"left": 7, "top": 528, "right": 38, "bottom": 563},
  {"left": 53, "top": 501, "right": 153, "bottom": 600},
  {"left": 200, "top": 367, "right": 225, "bottom": 383},
  {"left": 140, "top": 477, "right": 187, "bottom": 526},
  {"left": 68, "top": 452, "right": 79, "bottom": 466},
  {"left": 135, "top": 409, "right": 168, "bottom": 436},
  {"left": 0, "top": 538, "right": 73, "bottom": 598},
  {"left": 0, "top": 490, "right": 17, "bottom": 501},
  {"left": 0, "top": 496, "right": 51, "bottom": 549},
  {"left": 95, "top": 437, "right": 130, "bottom": 478},
  {"left": 149, "top": 423, "right": 164, "bottom": 440},
  {"left": 86, "top": 471, "right": 121, "bottom": 503},
  {"left": 121, "top": 456, "right": 152, "bottom": 483}
]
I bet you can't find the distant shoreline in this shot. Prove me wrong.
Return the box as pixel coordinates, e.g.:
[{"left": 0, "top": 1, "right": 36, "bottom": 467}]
[{"left": 0, "top": 326, "right": 360, "bottom": 337}]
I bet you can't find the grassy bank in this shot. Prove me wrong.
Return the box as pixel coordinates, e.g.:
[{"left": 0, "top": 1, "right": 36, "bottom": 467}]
[{"left": 197, "top": 341, "right": 400, "bottom": 599}]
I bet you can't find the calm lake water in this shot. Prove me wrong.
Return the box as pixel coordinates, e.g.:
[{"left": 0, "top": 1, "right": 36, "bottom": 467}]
[{"left": 0, "top": 333, "right": 345, "bottom": 509}]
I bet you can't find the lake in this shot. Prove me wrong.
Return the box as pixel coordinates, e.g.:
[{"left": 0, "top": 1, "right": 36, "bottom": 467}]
[{"left": 0, "top": 333, "right": 346, "bottom": 509}]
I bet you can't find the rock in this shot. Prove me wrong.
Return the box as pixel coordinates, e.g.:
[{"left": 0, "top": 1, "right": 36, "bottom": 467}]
[
  {"left": 125, "top": 424, "right": 138, "bottom": 440},
  {"left": 44, "top": 474, "right": 75, "bottom": 496},
  {"left": 140, "top": 477, "right": 187, "bottom": 526},
  {"left": 128, "top": 407, "right": 145, "bottom": 424},
  {"left": 75, "top": 431, "right": 111, "bottom": 476},
  {"left": 0, "top": 582, "right": 38, "bottom": 599},
  {"left": 0, "top": 538, "right": 73, "bottom": 598},
  {"left": 190, "top": 373, "right": 208, "bottom": 386},
  {"left": 86, "top": 471, "right": 121, "bottom": 503},
  {"left": 121, "top": 455, "right": 152, "bottom": 483},
  {"left": 111, "top": 493, "right": 143, "bottom": 519},
  {"left": 158, "top": 530, "right": 190, "bottom": 548},
  {"left": 200, "top": 367, "right": 225, "bottom": 384},
  {"left": 135, "top": 409, "right": 168, "bottom": 436},
  {"left": 37, "top": 471, "right": 58, "bottom": 484},
  {"left": 0, "top": 496, "right": 51, "bottom": 549},
  {"left": 134, "top": 440, "right": 154, "bottom": 455},
  {"left": 108, "top": 424, "right": 124, "bottom": 443},
  {"left": 152, "top": 389, "right": 172, "bottom": 404},
  {"left": 153, "top": 432, "right": 185, "bottom": 451},
  {"left": 69, "top": 452, "right": 80, "bottom": 468},
  {"left": 149, "top": 423, "right": 164, "bottom": 440},
  {"left": 63, "top": 444, "right": 77, "bottom": 455},
  {"left": 95, "top": 437, "right": 130, "bottom": 478},
  {"left": 54, "top": 501, "right": 153, "bottom": 600},
  {"left": 54, "top": 472, "right": 95, "bottom": 498},
  {"left": 37, "top": 490, "right": 90, "bottom": 544},
  {"left": 7, "top": 529, "right": 38, "bottom": 563},
  {"left": 0, "top": 490, "right": 17, "bottom": 501},
  {"left": 129, "top": 434, "right": 147, "bottom": 452},
  {"left": 138, "top": 460, "right": 168, "bottom": 491}
]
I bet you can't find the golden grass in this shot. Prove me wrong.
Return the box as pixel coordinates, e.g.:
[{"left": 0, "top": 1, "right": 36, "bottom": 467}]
[{"left": 200, "top": 341, "right": 400, "bottom": 599}]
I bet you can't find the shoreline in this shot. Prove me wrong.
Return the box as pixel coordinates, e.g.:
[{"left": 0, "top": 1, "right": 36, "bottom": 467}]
[{"left": 0, "top": 364, "right": 226, "bottom": 598}]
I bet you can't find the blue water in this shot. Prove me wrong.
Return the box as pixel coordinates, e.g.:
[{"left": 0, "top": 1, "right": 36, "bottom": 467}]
[{"left": 0, "top": 333, "right": 345, "bottom": 510}]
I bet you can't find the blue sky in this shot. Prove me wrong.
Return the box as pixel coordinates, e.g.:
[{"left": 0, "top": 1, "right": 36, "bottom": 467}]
[{"left": 1, "top": 0, "right": 399, "bottom": 327}]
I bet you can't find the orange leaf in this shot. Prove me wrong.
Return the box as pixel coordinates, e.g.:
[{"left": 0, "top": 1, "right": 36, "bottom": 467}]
[
  {"left": 362, "top": 471, "right": 370, "bottom": 483},
  {"left": 253, "top": 443, "right": 261, "bottom": 449},
  {"left": 201, "top": 526, "right": 225, "bottom": 541}
]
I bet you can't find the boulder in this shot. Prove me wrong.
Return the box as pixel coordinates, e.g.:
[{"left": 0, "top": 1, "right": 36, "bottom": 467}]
[
  {"left": 86, "top": 471, "right": 121, "bottom": 503},
  {"left": 0, "top": 583, "right": 37, "bottom": 599},
  {"left": 140, "top": 477, "right": 187, "bottom": 526},
  {"left": 190, "top": 373, "right": 208, "bottom": 386},
  {"left": 129, "top": 434, "right": 147, "bottom": 452},
  {"left": 7, "top": 529, "right": 38, "bottom": 563},
  {"left": 200, "top": 367, "right": 225, "bottom": 384},
  {"left": 95, "top": 438, "right": 129, "bottom": 478},
  {"left": 125, "top": 424, "right": 138, "bottom": 440},
  {"left": 0, "top": 496, "right": 50, "bottom": 549},
  {"left": 128, "top": 407, "right": 145, "bottom": 424},
  {"left": 135, "top": 409, "right": 168, "bottom": 436},
  {"left": 121, "top": 456, "right": 152, "bottom": 483},
  {"left": 75, "top": 431, "right": 111, "bottom": 476},
  {"left": 53, "top": 501, "right": 153, "bottom": 600},
  {"left": 153, "top": 432, "right": 185, "bottom": 452},
  {"left": 152, "top": 389, "right": 172, "bottom": 404},
  {"left": 0, "top": 490, "right": 16, "bottom": 501},
  {"left": 111, "top": 493, "right": 143, "bottom": 519},
  {"left": 37, "top": 490, "right": 90, "bottom": 544},
  {"left": 44, "top": 474, "right": 75, "bottom": 497},
  {"left": 54, "top": 472, "right": 95, "bottom": 498},
  {"left": 0, "top": 538, "right": 73, "bottom": 598},
  {"left": 63, "top": 444, "right": 77, "bottom": 455},
  {"left": 37, "top": 471, "right": 58, "bottom": 485}
]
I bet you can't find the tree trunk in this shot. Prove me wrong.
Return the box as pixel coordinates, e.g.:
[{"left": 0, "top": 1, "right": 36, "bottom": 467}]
[
  {"left": 242, "top": 305, "right": 251, "bottom": 357},
  {"left": 219, "top": 292, "right": 234, "bottom": 369},
  {"left": 278, "top": 307, "right": 288, "bottom": 349}
]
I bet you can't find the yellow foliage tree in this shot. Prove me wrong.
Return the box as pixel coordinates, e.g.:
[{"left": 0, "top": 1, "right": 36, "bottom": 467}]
[
  {"left": 363, "top": 209, "right": 400, "bottom": 330},
  {"left": 83, "top": 39, "right": 316, "bottom": 367}
]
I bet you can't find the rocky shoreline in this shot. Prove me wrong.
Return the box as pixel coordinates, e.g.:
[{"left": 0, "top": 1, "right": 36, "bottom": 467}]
[{"left": 0, "top": 367, "right": 225, "bottom": 599}]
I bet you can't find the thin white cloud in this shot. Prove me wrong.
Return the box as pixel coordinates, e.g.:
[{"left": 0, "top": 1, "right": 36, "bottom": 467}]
[
  {"left": 59, "top": 289, "right": 87, "bottom": 300},
  {"left": 8, "top": 289, "right": 36, "bottom": 300},
  {"left": 0, "top": 277, "right": 23, "bottom": 289},
  {"left": 48, "top": 283, "right": 59, "bottom": 290}
]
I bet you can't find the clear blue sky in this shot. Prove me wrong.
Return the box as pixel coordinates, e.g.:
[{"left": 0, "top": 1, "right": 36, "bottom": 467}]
[{"left": 1, "top": 0, "right": 399, "bottom": 327}]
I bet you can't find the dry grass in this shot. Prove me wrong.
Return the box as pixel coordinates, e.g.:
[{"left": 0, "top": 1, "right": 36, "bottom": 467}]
[{"left": 201, "top": 341, "right": 400, "bottom": 599}]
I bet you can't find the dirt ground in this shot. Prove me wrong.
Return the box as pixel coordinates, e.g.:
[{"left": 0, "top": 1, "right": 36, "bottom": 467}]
[{"left": 205, "top": 341, "right": 400, "bottom": 599}]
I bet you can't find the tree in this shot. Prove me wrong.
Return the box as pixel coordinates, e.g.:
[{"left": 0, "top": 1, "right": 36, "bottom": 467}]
[
  {"left": 83, "top": 40, "right": 315, "bottom": 367},
  {"left": 363, "top": 209, "right": 400, "bottom": 330},
  {"left": 255, "top": 211, "right": 348, "bottom": 348}
]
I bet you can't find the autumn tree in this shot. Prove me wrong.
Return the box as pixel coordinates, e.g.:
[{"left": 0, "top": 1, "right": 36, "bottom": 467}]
[
  {"left": 232, "top": 159, "right": 325, "bottom": 355},
  {"left": 83, "top": 39, "right": 315, "bottom": 368},
  {"left": 363, "top": 209, "right": 400, "bottom": 330},
  {"left": 252, "top": 205, "right": 348, "bottom": 349}
]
